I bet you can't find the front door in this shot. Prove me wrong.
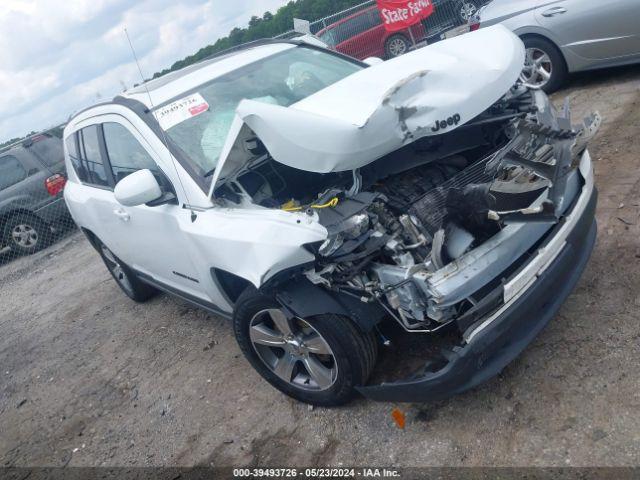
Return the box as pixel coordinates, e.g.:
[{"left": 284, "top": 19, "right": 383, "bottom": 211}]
[{"left": 72, "top": 119, "right": 208, "bottom": 301}]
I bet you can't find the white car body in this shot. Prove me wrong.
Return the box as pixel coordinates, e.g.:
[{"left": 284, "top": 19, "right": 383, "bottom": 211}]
[
  {"left": 63, "top": 25, "right": 599, "bottom": 404},
  {"left": 212, "top": 26, "right": 523, "bottom": 181},
  {"left": 65, "top": 26, "right": 524, "bottom": 310}
]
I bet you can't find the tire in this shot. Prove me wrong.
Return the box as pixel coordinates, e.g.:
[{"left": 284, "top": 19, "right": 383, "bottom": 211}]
[
  {"left": 385, "top": 34, "right": 411, "bottom": 59},
  {"left": 95, "top": 239, "right": 158, "bottom": 302},
  {"left": 233, "top": 289, "right": 378, "bottom": 406},
  {"left": 456, "top": 0, "right": 480, "bottom": 23},
  {"left": 3, "top": 213, "right": 50, "bottom": 256},
  {"left": 521, "top": 36, "right": 568, "bottom": 94}
]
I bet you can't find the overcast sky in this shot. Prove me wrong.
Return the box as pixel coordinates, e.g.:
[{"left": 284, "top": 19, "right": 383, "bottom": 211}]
[{"left": 0, "top": 0, "right": 288, "bottom": 142}]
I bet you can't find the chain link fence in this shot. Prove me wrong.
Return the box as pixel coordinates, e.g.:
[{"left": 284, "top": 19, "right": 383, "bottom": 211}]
[
  {"left": 0, "top": 130, "right": 78, "bottom": 269},
  {"left": 277, "top": 0, "right": 491, "bottom": 60}
]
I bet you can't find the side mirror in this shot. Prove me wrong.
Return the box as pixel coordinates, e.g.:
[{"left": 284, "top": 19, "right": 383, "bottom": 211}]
[
  {"left": 363, "top": 57, "right": 384, "bottom": 66},
  {"left": 114, "top": 169, "right": 162, "bottom": 207}
]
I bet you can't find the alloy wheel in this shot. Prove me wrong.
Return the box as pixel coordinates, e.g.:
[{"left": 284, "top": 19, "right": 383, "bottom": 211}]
[
  {"left": 388, "top": 37, "right": 408, "bottom": 57},
  {"left": 101, "top": 245, "right": 134, "bottom": 296},
  {"left": 459, "top": 2, "right": 478, "bottom": 22},
  {"left": 521, "top": 47, "right": 553, "bottom": 89},
  {"left": 11, "top": 224, "right": 38, "bottom": 249},
  {"left": 249, "top": 309, "right": 338, "bottom": 391}
]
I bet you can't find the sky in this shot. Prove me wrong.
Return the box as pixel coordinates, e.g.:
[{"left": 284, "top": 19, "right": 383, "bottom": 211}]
[{"left": 0, "top": 0, "right": 288, "bottom": 143}]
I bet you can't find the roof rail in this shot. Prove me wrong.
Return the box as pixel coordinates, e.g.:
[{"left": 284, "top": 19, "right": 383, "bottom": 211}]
[
  {"left": 201, "top": 37, "right": 287, "bottom": 62},
  {"left": 124, "top": 38, "right": 294, "bottom": 96}
]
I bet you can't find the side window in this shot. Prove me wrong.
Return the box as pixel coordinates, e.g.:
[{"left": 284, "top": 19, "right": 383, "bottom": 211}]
[
  {"left": 65, "top": 134, "right": 83, "bottom": 180},
  {"left": 319, "top": 28, "right": 337, "bottom": 47},
  {"left": 102, "top": 122, "right": 159, "bottom": 183},
  {"left": 79, "top": 125, "right": 109, "bottom": 187},
  {"left": 348, "top": 13, "right": 374, "bottom": 36},
  {"left": 333, "top": 22, "right": 353, "bottom": 45},
  {"left": 29, "top": 137, "right": 64, "bottom": 168},
  {"left": 0, "top": 155, "right": 27, "bottom": 190},
  {"left": 369, "top": 9, "right": 382, "bottom": 27}
]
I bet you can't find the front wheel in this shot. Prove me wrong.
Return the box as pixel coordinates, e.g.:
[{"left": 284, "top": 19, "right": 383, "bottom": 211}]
[{"left": 233, "top": 289, "right": 378, "bottom": 406}]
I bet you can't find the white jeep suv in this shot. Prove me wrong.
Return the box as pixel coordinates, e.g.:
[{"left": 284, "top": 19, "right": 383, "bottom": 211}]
[{"left": 64, "top": 26, "right": 599, "bottom": 406}]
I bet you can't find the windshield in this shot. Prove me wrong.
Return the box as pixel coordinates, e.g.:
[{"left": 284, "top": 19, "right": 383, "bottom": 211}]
[{"left": 155, "top": 46, "right": 363, "bottom": 180}]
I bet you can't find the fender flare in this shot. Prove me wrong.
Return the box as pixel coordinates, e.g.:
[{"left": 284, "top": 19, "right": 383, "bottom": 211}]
[{"left": 271, "top": 278, "right": 386, "bottom": 333}]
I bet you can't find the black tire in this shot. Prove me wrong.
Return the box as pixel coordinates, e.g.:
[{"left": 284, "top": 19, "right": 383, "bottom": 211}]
[
  {"left": 3, "top": 213, "right": 50, "bottom": 256},
  {"left": 384, "top": 34, "right": 411, "bottom": 59},
  {"left": 521, "top": 36, "right": 568, "bottom": 94},
  {"left": 456, "top": 0, "right": 481, "bottom": 23},
  {"left": 95, "top": 239, "right": 158, "bottom": 303},
  {"left": 233, "top": 289, "right": 378, "bottom": 406}
]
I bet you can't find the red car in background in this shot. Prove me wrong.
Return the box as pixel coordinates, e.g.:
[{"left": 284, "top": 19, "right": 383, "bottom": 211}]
[
  {"left": 316, "top": 1, "right": 488, "bottom": 60},
  {"left": 316, "top": 6, "right": 426, "bottom": 60}
]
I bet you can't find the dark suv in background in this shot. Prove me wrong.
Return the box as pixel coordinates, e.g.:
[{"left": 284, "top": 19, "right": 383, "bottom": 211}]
[{"left": 0, "top": 132, "right": 72, "bottom": 256}]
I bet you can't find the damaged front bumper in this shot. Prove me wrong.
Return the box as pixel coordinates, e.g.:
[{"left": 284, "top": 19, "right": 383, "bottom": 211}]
[{"left": 358, "top": 150, "right": 597, "bottom": 402}]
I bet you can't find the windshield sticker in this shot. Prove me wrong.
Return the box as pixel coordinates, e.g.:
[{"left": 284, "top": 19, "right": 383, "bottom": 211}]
[{"left": 154, "top": 93, "right": 209, "bottom": 130}]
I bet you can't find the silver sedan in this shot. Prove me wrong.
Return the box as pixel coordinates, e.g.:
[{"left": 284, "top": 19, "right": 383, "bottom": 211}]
[{"left": 475, "top": 0, "right": 640, "bottom": 92}]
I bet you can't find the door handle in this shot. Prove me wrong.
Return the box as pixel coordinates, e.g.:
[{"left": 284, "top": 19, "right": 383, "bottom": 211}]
[
  {"left": 542, "top": 6, "right": 567, "bottom": 17},
  {"left": 113, "top": 208, "right": 130, "bottom": 222}
]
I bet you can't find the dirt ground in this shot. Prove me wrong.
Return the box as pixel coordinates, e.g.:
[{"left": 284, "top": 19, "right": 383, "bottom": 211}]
[{"left": 1, "top": 65, "right": 640, "bottom": 469}]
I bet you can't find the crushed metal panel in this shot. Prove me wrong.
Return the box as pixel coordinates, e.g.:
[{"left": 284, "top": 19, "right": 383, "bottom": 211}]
[
  {"left": 486, "top": 91, "right": 601, "bottom": 223},
  {"left": 292, "top": 25, "right": 525, "bottom": 129},
  {"left": 209, "top": 26, "right": 525, "bottom": 193}
]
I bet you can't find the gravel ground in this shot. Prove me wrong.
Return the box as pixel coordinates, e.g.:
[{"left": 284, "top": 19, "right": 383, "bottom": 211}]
[{"left": 1, "top": 65, "right": 640, "bottom": 469}]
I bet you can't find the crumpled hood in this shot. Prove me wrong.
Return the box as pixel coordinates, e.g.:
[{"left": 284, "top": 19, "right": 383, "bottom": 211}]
[{"left": 210, "top": 25, "right": 525, "bottom": 193}]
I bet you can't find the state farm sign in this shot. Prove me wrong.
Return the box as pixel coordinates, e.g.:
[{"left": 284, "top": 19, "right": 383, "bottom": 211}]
[{"left": 376, "top": 0, "right": 435, "bottom": 32}]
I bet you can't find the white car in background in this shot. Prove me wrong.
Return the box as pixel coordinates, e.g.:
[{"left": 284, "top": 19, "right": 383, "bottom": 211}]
[
  {"left": 474, "top": 0, "right": 640, "bottom": 92},
  {"left": 63, "top": 26, "right": 599, "bottom": 406}
]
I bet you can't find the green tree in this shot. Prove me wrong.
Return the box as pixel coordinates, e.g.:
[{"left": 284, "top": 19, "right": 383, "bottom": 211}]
[{"left": 149, "top": 0, "right": 366, "bottom": 79}]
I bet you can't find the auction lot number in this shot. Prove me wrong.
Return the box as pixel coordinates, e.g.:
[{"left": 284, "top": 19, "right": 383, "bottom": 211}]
[{"left": 233, "top": 468, "right": 400, "bottom": 478}]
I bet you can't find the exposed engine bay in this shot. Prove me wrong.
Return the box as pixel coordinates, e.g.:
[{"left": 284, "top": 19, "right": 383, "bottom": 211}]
[{"left": 215, "top": 85, "right": 600, "bottom": 333}]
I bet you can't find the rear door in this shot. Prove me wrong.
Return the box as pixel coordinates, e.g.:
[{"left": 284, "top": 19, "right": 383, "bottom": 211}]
[{"left": 535, "top": 0, "right": 640, "bottom": 61}]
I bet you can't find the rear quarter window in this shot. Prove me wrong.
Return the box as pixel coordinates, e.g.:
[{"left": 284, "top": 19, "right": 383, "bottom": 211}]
[
  {"left": 29, "top": 137, "right": 64, "bottom": 168},
  {"left": 0, "top": 155, "right": 27, "bottom": 190}
]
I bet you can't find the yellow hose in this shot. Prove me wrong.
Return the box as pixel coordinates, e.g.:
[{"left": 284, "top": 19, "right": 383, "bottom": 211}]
[
  {"left": 281, "top": 197, "right": 339, "bottom": 212},
  {"left": 311, "top": 197, "right": 339, "bottom": 209}
]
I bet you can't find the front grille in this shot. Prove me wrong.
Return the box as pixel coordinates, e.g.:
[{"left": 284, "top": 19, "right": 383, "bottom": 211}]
[{"left": 409, "top": 154, "right": 495, "bottom": 231}]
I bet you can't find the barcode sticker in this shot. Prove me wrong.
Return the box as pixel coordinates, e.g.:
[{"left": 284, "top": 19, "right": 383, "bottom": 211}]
[{"left": 153, "top": 93, "right": 209, "bottom": 130}]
